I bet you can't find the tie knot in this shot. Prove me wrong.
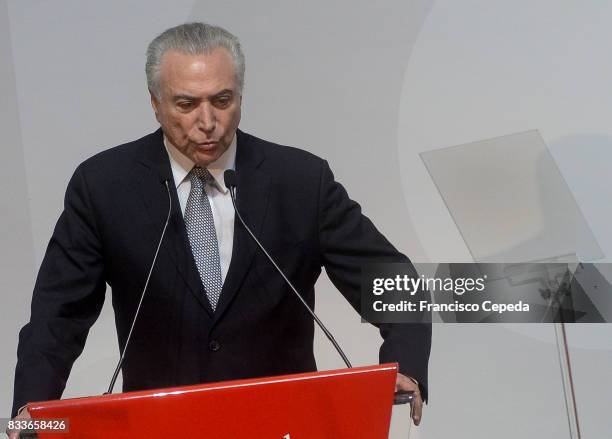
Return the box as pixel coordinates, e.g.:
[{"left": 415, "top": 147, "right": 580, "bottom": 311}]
[{"left": 190, "top": 166, "right": 215, "bottom": 188}]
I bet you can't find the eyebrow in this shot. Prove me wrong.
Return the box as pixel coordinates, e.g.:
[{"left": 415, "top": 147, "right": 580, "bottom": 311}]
[
  {"left": 214, "top": 89, "right": 234, "bottom": 96},
  {"left": 172, "top": 94, "right": 198, "bottom": 102},
  {"left": 172, "top": 90, "right": 234, "bottom": 102}
]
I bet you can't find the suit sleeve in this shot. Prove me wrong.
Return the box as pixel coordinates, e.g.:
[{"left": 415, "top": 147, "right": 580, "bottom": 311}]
[
  {"left": 11, "top": 165, "right": 107, "bottom": 417},
  {"left": 317, "top": 160, "right": 431, "bottom": 401}
]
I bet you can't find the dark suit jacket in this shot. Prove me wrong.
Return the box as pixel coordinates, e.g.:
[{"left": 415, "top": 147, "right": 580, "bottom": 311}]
[{"left": 12, "top": 129, "right": 431, "bottom": 417}]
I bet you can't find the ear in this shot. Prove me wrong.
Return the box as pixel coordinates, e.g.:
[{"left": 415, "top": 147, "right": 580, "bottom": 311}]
[{"left": 149, "top": 89, "right": 161, "bottom": 123}]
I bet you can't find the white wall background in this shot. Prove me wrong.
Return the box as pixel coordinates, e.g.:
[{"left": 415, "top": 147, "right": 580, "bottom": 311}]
[{"left": 1, "top": 1, "right": 611, "bottom": 437}]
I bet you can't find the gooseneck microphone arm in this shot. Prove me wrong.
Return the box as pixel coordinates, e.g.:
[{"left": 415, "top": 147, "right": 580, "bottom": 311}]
[
  {"left": 105, "top": 179, "right": 173, "bottom": 395},
  {"left": 224, "top": 170, "right": 352, "bottom": 369}
]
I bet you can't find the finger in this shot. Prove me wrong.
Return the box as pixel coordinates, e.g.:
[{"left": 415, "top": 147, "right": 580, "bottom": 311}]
[{"left": 411, "top": 395, "right": 423, "bottom": 426}]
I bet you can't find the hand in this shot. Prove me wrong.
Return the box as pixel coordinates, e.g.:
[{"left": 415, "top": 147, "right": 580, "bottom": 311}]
[
  {"left": 6, "top": 407, "right": 31, "bottom": 439},
  {"left": 396, "top": 373, "right": 423, "bottom": 426}
]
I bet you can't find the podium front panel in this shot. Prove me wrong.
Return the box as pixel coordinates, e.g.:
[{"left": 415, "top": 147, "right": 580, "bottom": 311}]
[{"left": 29, "top": 364, "right": 398, "bottom": 438}]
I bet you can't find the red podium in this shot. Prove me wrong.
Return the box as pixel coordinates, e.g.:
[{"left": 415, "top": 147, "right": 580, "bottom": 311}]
[{"left": 27, "top": 363, "right": 398, "bottom": 438}]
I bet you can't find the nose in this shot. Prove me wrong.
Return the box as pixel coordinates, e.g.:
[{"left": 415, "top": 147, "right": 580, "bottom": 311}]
[{"left": 197, "top": 102, "right": 216, "bottom": 133}]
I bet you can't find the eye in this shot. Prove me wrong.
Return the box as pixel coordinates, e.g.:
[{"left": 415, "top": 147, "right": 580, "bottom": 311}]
[
  {"left": 177, "top": 101, "right": 194, "bottom": 110},
  {"left": 213, "top": 95, "right": 232, "bottom": 108}
]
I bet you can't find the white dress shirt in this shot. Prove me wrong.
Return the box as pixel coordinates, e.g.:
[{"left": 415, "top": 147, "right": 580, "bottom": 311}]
[{"left": 164, "top": 136, "right": 236, "bottom": 284}]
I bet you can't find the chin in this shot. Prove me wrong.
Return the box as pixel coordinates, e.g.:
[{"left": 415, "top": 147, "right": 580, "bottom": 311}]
[{"left": 195, "top": 154, "right": 219, "bottom": 167}]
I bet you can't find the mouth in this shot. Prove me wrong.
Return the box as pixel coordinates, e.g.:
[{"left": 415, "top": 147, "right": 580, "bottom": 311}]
[{"left": 195, "top": 141, "right": 218, "bottom": 151}]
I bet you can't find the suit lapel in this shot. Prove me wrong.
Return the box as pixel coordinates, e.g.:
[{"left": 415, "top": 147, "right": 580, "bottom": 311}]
[
  {"left": 214, "top": 130, "right": 270, "bottom": 322},
  {"left": 135, "top": 129, "right": 214, "bottom": 317}
]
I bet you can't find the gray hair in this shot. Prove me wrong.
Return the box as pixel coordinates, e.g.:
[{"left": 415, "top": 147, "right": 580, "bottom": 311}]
[{"left": 146, "top": 22, "right": 245, "bottom": 99}]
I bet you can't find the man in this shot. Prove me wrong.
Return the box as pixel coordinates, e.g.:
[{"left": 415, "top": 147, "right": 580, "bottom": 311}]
[{"left": 9, "top": 22, "right": 430, "bottom": 436}]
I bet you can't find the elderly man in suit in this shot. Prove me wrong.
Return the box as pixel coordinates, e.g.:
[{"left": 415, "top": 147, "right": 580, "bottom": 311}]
[{"left": 9, "top": 22, "right": 431, "bottom": 437}]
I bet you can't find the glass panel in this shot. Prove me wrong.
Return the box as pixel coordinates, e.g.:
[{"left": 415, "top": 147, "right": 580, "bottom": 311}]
[{"left": 420, "top": 130, "right": 603, "bottom": 263}]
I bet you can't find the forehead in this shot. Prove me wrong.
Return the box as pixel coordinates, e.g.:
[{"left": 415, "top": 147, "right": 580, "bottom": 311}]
[{"left": 158, "top": 48, "right": 237, "bottom": 95}]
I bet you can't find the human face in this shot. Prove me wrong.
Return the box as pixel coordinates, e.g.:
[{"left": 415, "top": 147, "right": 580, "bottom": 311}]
[{"left": 150, "top": 48, "right": 241, "bottom": 167}]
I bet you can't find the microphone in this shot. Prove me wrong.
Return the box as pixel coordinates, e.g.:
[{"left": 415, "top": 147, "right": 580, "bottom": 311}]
[
  {"left": 105, "top": 176, "right": 173, "bottom": 395},
  {"left": 223, "top": 169, "right": 352, "bottom": 369},
  {"left": 223, "top": 168, "right": 237, "bottom": 189}
]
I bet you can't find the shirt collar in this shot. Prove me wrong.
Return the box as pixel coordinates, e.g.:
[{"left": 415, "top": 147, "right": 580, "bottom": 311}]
[{"left": 163, "top": 134, "right": 237, "bottom": 194}]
